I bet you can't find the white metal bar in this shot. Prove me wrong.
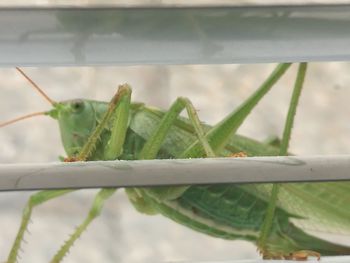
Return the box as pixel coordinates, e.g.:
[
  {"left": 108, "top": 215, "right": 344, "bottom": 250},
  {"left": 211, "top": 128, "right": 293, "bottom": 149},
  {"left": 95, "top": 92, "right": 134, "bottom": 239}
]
[
  {"left": 1, "top": 155, "right": 350, "bottom": 191},
  {"left": 0, "top": 5, "right": 350, "bottom": 66}
]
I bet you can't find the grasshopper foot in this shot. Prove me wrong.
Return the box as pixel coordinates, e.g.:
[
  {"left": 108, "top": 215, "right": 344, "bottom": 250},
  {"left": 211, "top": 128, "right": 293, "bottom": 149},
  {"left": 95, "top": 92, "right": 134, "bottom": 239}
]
[
  {"left": 64, "top": 157, "right": 81, "bottom": 162},
  {"left": 289, "top": 250, "right": 320, "bottom": 261},
  {"left": 260, "top": 249, "right": 320, "bottom": 261},
  {"left": 228, "top": 151, "right": 248, "bottom": 158}
]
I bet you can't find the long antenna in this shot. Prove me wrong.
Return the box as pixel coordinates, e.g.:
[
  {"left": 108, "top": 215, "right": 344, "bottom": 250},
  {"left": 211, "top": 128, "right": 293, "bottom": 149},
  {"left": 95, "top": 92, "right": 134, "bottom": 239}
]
[
  {"left": 0, "top": 68, "right": 56, "bottom": 128},
  {"left": 0, "top": 111, "right": 48, "bottom": 128},
  {"left": 15, "top": 67, "right": 56, "bottom": 105}
]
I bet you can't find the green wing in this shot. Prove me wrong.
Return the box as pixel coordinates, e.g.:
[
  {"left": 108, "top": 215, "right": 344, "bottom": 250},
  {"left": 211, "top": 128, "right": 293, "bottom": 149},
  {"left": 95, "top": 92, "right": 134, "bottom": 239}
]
[
  {"left": 130, "top": 105, "right": 350, "bottom": 235},
  {"left": 243, "top": 183, "right": 350, "bottom": 234}
]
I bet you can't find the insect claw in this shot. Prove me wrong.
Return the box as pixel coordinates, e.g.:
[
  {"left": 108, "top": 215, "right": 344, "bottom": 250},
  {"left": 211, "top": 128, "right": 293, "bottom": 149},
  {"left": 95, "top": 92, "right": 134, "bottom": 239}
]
[
  {"left": 291, "top": 250, "right": 321, "bottom": 261},
  {"left": 64, "top": 157, "right": 81, "bottom": 162},
  {"left": 228, "top": 151, "right": 248, "bottom": 158},
  {"left": 260, "top": 248, "right": 321, "bottom": 261}
]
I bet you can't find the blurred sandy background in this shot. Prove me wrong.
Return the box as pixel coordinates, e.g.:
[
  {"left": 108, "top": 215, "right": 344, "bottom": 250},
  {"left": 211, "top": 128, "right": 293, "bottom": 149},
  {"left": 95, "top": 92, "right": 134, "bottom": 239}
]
[{"left": 1, "top": 1, "right": 350, "bottom": 263}]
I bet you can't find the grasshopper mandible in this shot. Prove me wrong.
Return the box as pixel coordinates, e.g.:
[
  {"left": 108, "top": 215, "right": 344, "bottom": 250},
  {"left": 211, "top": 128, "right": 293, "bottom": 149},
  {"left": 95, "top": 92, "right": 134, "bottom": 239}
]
[{"left": 2, "top": 64, "right": 350, "bottom": 262}]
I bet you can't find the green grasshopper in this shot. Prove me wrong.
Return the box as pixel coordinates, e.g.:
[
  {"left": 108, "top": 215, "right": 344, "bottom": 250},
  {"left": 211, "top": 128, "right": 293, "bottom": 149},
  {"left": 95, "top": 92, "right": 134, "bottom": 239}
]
[{"left": 2, "top": 64, "right": 350, "bottom": 262}]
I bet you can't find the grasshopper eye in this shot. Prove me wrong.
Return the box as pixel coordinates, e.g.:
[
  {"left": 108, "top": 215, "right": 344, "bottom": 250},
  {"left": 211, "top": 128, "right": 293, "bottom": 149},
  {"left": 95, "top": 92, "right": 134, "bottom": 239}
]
[{"left": 71, "top": 100, "right": 85, "bottom": 113}]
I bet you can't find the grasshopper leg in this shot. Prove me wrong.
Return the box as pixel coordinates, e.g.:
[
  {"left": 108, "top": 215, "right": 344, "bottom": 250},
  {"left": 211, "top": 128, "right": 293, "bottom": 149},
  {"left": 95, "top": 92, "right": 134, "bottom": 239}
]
[
  {"left": 134, "top": 97, "right": 217, "bottom": 203},
  {"left": 135, "top": 64, "right": 293, "bottom": 205},
  {"left": 50, "top": 189, "right": 116, "bottom": 263},
  {"left": 258, "top": 63, "right": 308, "bottom": 256},
  {"left": 7, "top": 190, "right": 74, "bottom": 263},
  {"left": 50, "top": 86, "right": 132, "bottom": 262},
  {"left": 138, "top": 96, "right": 215, "bottom": 160},
  {"left": 77, "top": 84, "right": 132, "bottom": 161},
  {"left": 180, "top": 63, "right": 292, "bottom": 158}
]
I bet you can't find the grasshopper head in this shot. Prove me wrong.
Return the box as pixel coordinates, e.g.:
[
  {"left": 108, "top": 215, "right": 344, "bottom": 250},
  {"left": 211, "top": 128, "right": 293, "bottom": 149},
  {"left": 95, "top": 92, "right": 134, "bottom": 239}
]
[
  {"left": 48, "top": 99, "right": 103, "bottom": 157},
  {"left": 0, "top": 68, "right": 107, "bottom": 158}
]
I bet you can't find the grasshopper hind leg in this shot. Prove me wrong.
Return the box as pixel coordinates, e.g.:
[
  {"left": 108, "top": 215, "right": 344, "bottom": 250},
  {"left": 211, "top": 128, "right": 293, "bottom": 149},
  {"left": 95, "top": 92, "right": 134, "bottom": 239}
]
[
  {"left": 7, "top": 190, "right": 73, "bottom": 263},
  {"left": 258, "top": 63, "right": 309, "bottom": 259},
  {"left": 51, "top": 189, "right": 116, "bottom": 263}
]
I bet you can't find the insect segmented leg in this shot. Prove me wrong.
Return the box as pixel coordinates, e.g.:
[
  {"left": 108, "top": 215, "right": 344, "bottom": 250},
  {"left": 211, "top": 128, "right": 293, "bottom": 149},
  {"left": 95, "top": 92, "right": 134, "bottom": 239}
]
[
  {"left": 7, "top": 190, "right": 74, "bottom": 263},
  {"left": 133, "top": 62, "right": 293, "bottom": 204},
  {"left": 51, "top": 189, "right": 116, "bottom": 263},
  {"left": 258, "top": 63, "right": 309, "bottom": 257},
  {"left": 133, "top": 64, "right": 293, "bottom": 206},
  {"left": 136, "top": 65, "right": 294, "bottom": 162},
  {"left": 138, "top": 96, "right": 215, "bottom": 160},
  {"left": 135, "top": 96, "right": 222, "bottom": 202},
  {"left": 50, "top": 86, "right": 133, "bottom": 262},
  {"left": 180, "top": 63, "right": 292, "bottom": 158},
  {"left": 77, "top": 83, "right": 132, "bottom": 162}
]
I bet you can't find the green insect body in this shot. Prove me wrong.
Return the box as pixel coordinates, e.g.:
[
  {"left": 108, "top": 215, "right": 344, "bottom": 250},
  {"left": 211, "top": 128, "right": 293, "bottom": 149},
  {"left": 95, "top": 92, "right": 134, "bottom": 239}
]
[{"left": 4, "top": 64, "right": 350, "bottom": 262}]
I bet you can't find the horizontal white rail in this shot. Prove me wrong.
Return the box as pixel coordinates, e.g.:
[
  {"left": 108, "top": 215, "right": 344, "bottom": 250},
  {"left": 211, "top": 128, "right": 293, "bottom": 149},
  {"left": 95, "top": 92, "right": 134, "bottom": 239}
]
[
  {"left": 1, "top": 155, "right": 350, "bottom": 191},
  {"left": 0, "top": 5, "right": 350, "bottom": 66}
]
